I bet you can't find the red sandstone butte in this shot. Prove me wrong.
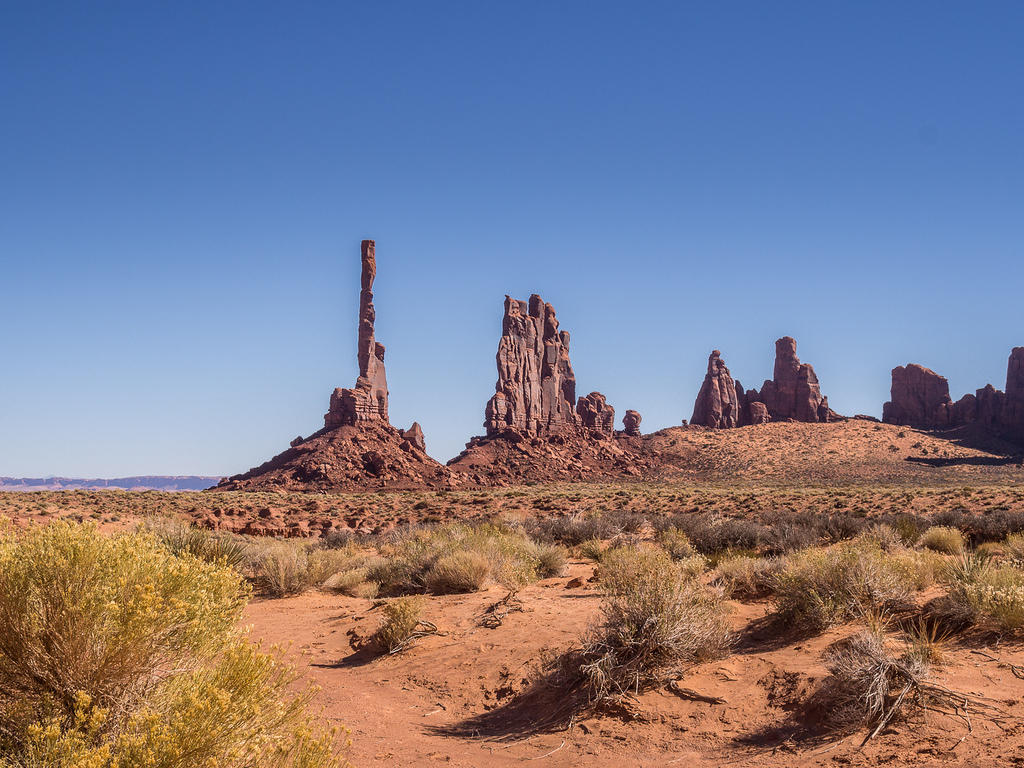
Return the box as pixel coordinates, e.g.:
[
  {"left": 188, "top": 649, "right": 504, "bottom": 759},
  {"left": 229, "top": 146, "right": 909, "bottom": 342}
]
[
  {"left": 881, "top": 348, "right": 1024, "bottom": 442},
  {"left": 1003, "top": 348, "right": 1024, "bottom": 439},
  {"left": 882, "top": 364, "right": 956, "bottom": 428}
]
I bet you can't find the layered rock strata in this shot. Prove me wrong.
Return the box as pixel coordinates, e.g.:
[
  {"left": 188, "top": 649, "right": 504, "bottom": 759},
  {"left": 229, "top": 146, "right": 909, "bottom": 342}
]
[
  {"left": 485, "top": 295, "right": 578, "bottom": 436},
  {"left": 449, "top": 293, "right": 640, "bottom": 483}
]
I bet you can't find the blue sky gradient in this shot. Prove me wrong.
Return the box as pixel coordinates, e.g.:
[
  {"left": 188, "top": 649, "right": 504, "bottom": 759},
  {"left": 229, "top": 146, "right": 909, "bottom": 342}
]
[{"left": 2, "top": 2, "right": 1022, "bottom": 475}]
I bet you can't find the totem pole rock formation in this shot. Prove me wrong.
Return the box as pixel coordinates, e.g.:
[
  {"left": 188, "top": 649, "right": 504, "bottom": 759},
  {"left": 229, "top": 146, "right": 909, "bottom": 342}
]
[
  {"left": 214, "top": 240, "right": 455, "bottom": 495},
  {"left": 882, "top": 364, "right": 956, "bottom": 428},
  {"left": 746, "top": 337, "right": 832, "bottom": 423},
  {"left": 324, "top": 240, "right": 389, "bottom": 428},
  {"left": 484, "top": 294, "right": 615, "bottom": 437},
  {"left": 691, "top": 350, "right": 742, "bottom": 428},
  {"left": 623, "top": 409, "right": 642, "bottom": 436}
]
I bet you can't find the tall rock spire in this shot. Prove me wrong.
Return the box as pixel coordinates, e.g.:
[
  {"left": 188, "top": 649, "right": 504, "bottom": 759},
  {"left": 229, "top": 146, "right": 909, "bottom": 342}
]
[{"left": 324, "top": 240, "right": 389, "bottom": 428}]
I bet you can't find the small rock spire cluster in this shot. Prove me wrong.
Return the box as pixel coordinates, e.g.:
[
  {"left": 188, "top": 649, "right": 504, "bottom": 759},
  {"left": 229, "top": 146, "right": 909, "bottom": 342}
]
[
  {"left": 883, "top": 348, "right": 1024, "bottom": 440},
  {"left": 484, "top": 294, "right": 617, "bottom": 437},
  {"left": 691, "top": 337, "right": 833, "bottom": 428},
  {"left": 325, "top": 240, "right": 390, "bottom": 428}
]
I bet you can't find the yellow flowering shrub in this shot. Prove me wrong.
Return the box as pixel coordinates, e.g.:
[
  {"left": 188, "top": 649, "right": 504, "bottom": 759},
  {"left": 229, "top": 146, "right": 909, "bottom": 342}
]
[{"left": 0, "top": 522, "right": 349, "bottom": 767}]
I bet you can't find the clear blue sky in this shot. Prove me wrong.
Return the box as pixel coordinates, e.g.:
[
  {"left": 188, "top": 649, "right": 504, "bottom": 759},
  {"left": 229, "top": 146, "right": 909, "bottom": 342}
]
[{"left": 2, "top": 3, "right": 1022, "bottom": 477}]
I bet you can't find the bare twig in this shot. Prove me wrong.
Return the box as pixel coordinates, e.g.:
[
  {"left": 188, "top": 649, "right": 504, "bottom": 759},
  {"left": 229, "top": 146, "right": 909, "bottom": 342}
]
[
  {"left": 971, "top": 649, "right": 1024, "bottom": 680},
  {"left": 479, "top": 591, "right": 524, "bottom": 629},
  {"left": 388, "top": 620, "right": 439, "bottom": 654},
  {"left": 668, "top": 680, "right": 727, "bottom": 705}
]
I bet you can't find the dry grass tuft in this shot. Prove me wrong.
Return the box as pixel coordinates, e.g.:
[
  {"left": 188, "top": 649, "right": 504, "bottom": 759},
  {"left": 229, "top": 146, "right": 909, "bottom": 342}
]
[
  {"left": 919, "top": 526, "right": 966, "bottom": 555},
  {"left": 713, "top": 554, "right": 783, "bottom": 599},
  {"left": 943, "top": 552, "right": 1024, "bottom": 632},
  {"left": 821, "top": 629, "right": 998, "bottom": 745},
  {"left": 577, "top": 547, "right": 731, "bottom": 707},
  {"left": 372, "top": 597, "right": 435, "bottom": 654},
  {"left": 772, "top": 540, "right": 922, "bottom": 631},
  {"left": 425, "top": 551, "right": 491, "bottom": 594}
]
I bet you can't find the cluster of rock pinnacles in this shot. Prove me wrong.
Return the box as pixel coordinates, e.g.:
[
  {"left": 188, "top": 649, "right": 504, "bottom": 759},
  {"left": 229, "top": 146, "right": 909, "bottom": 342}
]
[
  {"left": 275, "top": 240, "right": 1024, "bottom": 468},
  {"left": 689, "top": 340, "right": 835, "bottom": 429}
]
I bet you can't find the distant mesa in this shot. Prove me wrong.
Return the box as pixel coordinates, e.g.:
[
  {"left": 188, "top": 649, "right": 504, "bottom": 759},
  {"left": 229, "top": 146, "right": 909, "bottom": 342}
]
[
  {"left": 214, "top": 240, "right": 455, "bottom": 494},
  {"left": 882, "top": 364, "right": 957, "bottom": 428},
  {"left": 0, "top": 476, "right": 220, "bottom": 492},
  {"left": 883, "top": 347, "right": 1024, "bottom": 442},
  {"left": 691, "top": 337, "right": 838, "bottom": 428}
]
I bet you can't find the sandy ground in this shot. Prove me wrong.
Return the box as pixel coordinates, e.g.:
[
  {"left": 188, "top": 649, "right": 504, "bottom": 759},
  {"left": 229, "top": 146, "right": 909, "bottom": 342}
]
[{"left": 247, "top": 560, "right": 1024, "bottom": 767}]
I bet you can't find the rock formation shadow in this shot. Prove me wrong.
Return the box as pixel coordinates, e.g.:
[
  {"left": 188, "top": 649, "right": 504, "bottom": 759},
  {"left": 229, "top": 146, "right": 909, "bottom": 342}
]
[{"left": 905, "top": 454, "right": 1022, "bottom": 468}]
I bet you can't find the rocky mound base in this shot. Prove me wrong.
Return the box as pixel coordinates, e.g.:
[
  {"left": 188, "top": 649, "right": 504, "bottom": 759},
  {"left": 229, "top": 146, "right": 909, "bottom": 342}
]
[
  {"left": 214, "top": 422, "right": 457, "bottom": 493},
  {"left": 448, "top": 428, "right": 657, "bottom": 486}
]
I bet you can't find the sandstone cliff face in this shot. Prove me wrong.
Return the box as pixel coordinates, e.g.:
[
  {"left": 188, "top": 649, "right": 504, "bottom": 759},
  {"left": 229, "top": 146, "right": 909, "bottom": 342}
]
[
  {"left": 691, "top": 350, "right": 742, "bottom": 428},
  {"left": 484, "top": 294, "right": 589, "bottom": 437},
  {"left": 325, "top": 240, "right": 389, "bottom": 428},
  {"left": 882, "top": 364, "right": 955, "bottom": 428}
]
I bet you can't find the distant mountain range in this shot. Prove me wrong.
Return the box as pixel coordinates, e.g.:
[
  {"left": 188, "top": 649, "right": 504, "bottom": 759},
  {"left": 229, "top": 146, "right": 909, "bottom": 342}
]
[{"left": 0, "top": 476, "right": 221, "bottom": 492}]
